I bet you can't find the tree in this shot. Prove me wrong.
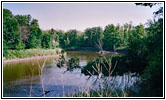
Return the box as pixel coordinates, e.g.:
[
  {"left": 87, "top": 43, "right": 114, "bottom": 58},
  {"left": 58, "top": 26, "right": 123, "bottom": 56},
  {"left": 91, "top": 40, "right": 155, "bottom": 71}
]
[
  {"left": 56, "top": 30, "right": 65, "bottom": 48},
  {"left": 103, "top": 24, "right": 121, "bottom": 51},
  {"left": 15, "top": 15, "right": 32, "bottom": 49},
  {"left": 64, "top": 37, "right": 70, "bottom": 47},
  {"left": 15, "top": 15, "right": 31, "bottom": 26},
  {"left": 139, "top": 18, "right": 163, "bottom": 97},
  {"left": 84, "top": 27, "right": 103, "bottom": 48},
  {"left": 95, "top": 39, "right": 103, "bottom": 52},
  {"left": 3, "top": 9, "right": 25, "bottom": 50},
  {"left": 64, "top": 29, "right": 79, "bottom": 47},
  {"left": 49, "top": 28, "right": 59, "bottom": 48},
  {"left": 41, "top": 32, "right": 52, "bottom": 49},
  {"left": 30, "top": 19, "right": 39, "bottom": 27},
  {"left": 136, "top": 3, "right": 163, "bottom": 18},
  {"left": 125, "top": 3, "right": 163, "bottom": 96},
  {"left": 77, "top": 34, "right": 86, "bottom": 47},
  {"left": 26, "top": 26, "right": 42, "bottom": 48}
]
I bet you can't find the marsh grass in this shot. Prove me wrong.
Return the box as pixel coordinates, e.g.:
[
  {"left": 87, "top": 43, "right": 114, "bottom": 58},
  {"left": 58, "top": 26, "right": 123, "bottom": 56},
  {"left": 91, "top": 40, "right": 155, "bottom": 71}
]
[
  {"left": 70, "top": 55, "right": 132, "bottom": 97},
  {"left": 4, "top": 48, "right": 62, "bottom": 59}
]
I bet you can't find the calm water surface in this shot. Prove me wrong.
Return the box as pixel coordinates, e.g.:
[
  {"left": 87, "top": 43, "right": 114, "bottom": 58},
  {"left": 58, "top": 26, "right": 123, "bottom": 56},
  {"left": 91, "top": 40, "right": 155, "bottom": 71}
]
[{"left": 3, "top": 51, "right": 137, "bottom": 97}]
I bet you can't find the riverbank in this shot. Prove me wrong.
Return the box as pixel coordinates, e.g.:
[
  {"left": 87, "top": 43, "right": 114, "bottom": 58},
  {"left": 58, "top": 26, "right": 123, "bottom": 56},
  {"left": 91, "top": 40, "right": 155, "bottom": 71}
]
[
  {"left": 3, "top": 48, "right": 62, "bottom": 59},
  {"left": 65, "top": 47, "right": 98, "bottom": 52},
  {"left": 65, "top": 46, "right": 128, "bottom": 54},
  {"left": 3, "top": 55, "right": 61, "bottom": 65},
  {"left": 3, "top": 48, "right": 63, "bottom": 64}
]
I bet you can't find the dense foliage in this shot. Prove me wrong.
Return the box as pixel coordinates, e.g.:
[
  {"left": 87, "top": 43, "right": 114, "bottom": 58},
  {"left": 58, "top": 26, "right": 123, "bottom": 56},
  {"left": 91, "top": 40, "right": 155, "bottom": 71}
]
[
  {"left": 3, "top": 9, "right": 60, "bottom": 58},
  {"left": 3, "top": 9, "right": 146, "bottom": 53},
  {"left": 82, "top": 3, "right": 163, "bottom": 97},
  {"left": 3, "top": 3, "right": 163, "bottom": 97}
]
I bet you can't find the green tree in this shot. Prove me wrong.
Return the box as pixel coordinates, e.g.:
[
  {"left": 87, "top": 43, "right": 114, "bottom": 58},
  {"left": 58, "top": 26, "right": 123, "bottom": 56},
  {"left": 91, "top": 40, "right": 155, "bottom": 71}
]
[
  {"left": 26, "top": 26, "right": 42, "bottom": 48},
  {"left": 49, "top": 28, "right": 59, "bottom": 48},
  {"left": 41, "top": 32, "right": 52, "bottom": 49},
  {"left": 139, "top": 18, "right": 163, "bottom": 97},
  {"left": 77, "top": 34, "right": 86, "bottom": 47},
  {"left": 122, "top": 23, "right": 133, "bottom": 46},
  {"left": 30, "top": 19, "right": 39, "bottom": 27},
  {"left": 3, "top": 9, "right": 25, "bottom": 50},
  {"left": 126, "top": 3, "right": 163, "bottom": 96},
  {"left": 84, "top": 27, "right": 103, "bottom": 48},
  {"left": 68, "top": 29, "right": 78, "bottom": 46},
  {"left": 15, "top": 15, "right": 31, "bottom": 26},
  {"left": 126, "top": 24, "right": 147, "bottom": 74},
  {"left": 103, "top": 24, "right": 121, "bottom": 51},
  {"left": 56, "top": 30, "right": 65, "bottom": 48},
  {"left": 15, "top": 15, "right": 32, "bottom": 49}
]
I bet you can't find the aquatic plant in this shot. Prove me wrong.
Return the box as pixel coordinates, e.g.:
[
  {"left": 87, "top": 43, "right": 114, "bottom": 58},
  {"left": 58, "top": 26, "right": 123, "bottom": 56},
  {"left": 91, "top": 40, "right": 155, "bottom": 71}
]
[
  {"left": 81, "top": 55, "right": 117, "bottom": 77},
  {"left": 67, "top": 57, "right": 80, "bottom": 71},
  {"left": 57, "top": 54, "right": 66, "bottom": 68}
]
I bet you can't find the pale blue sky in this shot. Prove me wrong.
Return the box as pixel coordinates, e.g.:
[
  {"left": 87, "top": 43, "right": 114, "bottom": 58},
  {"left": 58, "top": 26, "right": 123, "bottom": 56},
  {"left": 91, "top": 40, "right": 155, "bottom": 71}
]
[{"left": 3, "top": 3, "right": 159, "bottom": 31}]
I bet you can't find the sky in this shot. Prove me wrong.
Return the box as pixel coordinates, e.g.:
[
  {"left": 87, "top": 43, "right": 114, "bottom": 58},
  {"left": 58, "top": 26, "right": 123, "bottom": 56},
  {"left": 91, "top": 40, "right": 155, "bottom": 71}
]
[{"left": 3, "top": 2, "right": 159, "bottom": 32}]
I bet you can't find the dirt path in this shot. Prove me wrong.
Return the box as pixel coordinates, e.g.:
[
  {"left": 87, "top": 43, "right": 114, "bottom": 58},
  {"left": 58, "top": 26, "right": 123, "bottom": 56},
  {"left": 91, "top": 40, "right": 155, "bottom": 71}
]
[{"left": 3, "top": 55, "right": 61, "bottom": 65}]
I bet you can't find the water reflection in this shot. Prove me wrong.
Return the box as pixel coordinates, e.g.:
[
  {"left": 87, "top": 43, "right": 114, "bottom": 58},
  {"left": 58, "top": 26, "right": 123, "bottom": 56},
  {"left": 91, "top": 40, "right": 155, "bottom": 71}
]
[
  {"left": 3, "top": 58, "right": 53, "bottom": 82},
  {"left": 3, "top": 51, "right": 138, "bottom": 97}
]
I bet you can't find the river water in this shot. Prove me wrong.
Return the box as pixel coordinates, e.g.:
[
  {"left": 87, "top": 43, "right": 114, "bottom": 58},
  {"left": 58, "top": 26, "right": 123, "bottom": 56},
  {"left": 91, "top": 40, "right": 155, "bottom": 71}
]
[{"left": 3, "top": 51, "right": 138, "bottom": 97}]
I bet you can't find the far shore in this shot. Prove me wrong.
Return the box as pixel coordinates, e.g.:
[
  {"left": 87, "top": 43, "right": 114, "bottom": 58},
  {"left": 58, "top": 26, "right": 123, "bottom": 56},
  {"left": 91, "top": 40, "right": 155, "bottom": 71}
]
[
  {"left": 66, "top": 49, "right": 127, "bottom": 54},
  {"left": 3, "top": 48, "right": 127, "bottom": 65},
  {"left": 3, "top": 55, "right": 61, "bottom": 65}
]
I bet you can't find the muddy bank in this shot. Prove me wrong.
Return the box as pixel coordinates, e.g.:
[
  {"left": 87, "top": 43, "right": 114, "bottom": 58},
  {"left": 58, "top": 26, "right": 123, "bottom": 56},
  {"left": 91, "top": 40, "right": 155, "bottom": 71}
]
[{"left": 3, "top": 55, "right": 61, "bottom": 65}]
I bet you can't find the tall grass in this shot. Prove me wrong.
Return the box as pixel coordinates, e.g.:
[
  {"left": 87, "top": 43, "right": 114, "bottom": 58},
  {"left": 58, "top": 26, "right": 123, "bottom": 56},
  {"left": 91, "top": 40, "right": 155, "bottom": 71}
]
[
  {"left": 26, "top": 55, "right": 132, "bottom": 97},
  {"left": 71, "top": 55, "right": 130, "bottom": 97},
  {"left": 4, "top": 48, "right": 62, "bottom": 59}
]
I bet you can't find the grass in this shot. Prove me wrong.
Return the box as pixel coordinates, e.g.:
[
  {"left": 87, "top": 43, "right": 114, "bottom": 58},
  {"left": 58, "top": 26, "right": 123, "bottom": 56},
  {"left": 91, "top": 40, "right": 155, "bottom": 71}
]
[
  {"left": 3, "top": 48, "right": 62, "bottom": 60},
  {"left": 72, "top": 88, "right": 130, "bottom": 97},
  {"left": 71, "top": 55, "right": 132, "bottom": 97}
]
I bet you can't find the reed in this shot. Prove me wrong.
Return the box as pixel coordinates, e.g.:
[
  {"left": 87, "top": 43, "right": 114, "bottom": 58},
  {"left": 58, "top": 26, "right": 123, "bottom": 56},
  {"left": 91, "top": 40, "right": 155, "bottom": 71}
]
[
  {"left": 4, "top": 48, "right": 62, "bottom": 59},
  {"left": 26, "top": 55, "right": 132, "bottom": 97}
]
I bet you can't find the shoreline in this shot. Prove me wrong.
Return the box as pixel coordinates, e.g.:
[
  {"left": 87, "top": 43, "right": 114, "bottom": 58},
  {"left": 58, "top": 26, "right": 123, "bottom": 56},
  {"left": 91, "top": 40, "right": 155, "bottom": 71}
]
[
  {"left": 3, "top": 55, "right": 61, "bottom": 65},
  {"left": 3, "top": 49, "right": 127, "bottom": 65},
  {"left": 66, "top": 50, "right": 127, "bottom": 54}
]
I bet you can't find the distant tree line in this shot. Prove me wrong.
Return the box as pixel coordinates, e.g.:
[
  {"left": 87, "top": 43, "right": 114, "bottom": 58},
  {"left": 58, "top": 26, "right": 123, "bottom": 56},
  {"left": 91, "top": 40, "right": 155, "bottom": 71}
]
[
  {"left": 3, "top": 2, "right": 163, "bottom": 97},
  {"left": 3, "top": 8, "right": 147, "bottom": 53}
]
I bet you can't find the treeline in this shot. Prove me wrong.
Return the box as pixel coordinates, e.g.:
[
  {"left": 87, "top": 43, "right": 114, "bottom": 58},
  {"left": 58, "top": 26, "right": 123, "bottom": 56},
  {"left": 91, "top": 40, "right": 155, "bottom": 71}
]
[
  {"left": 56, "top": 23, "right": 146, "bottom": 51},
  {"left": 82, "top": 3, "right": 163, "bottom": 97},
  {"left": 81, "top": 16, "right": 163, "bottom": 97},
  {"left": 3, "top": 9, "right": 58, "bottom": 51},
  {"left": 3, "top": 3, "right": 163, "bottom": 97},
  {"left": 3, "top": 8, "right": 147, "bottom": 53}
]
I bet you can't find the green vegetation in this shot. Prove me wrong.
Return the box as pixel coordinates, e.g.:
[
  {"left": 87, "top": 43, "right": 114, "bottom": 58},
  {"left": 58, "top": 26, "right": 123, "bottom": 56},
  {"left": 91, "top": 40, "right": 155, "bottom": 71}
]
[
  {"left": 4, "top": 49, "right": 62, "bottom": 59},
  {"left": 57, "top": 56, "right": 80, "bottom": 72},
  {"left": 3, "top": 9, "right": 61, "bottom": 59},
  {"left": 72, "top": 88, "right": 131, "bottom": 97},
  {"left": 68, "top": 57, "right": 80, "bottom": 71},
  {"left": 80, "top": 3, "right": 163, "bottom": 97},
  {"left": 3, "top": 3, "right": 163, "bottom": 97},
  {"left": 3, "top": 8, "right": 145, "bottom": 57}
]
